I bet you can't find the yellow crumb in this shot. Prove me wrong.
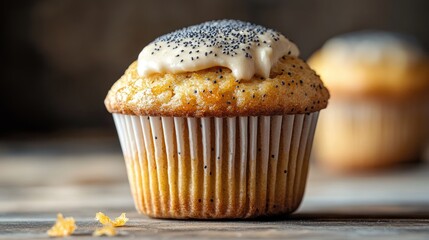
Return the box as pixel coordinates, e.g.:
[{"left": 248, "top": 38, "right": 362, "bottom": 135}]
[
  {"left": 47, "top": 213, "right": 76, "bottom": 237},
  {"left": 92, "top": 224, "right": 117, "bottom": 237},
  {"left": 95, "top": 212, "right": 128, "bottom": 227}
]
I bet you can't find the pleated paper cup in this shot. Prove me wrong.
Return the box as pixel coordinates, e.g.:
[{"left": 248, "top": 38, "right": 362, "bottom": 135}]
[
  {"left": 315, "top": 99, "right": 426, "bottom": 171},
  {"left": 113, "top": 112, "right": 319, "bottom": 219}
]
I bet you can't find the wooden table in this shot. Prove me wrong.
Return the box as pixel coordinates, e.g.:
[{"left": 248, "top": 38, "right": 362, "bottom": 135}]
[{"left": 1, "top": 139, "right": 428, "bottom": 239}]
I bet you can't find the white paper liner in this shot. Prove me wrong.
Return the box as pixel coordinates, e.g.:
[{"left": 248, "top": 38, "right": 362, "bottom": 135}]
[
  {"left": 113, "top": 113, "right": 319, "bottom": 219},
  {"left": 314, "top": 100, "right": 425, "bottom": 169}
]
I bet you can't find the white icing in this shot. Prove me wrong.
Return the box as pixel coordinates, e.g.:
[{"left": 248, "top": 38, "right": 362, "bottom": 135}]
[
  {"left": 321, "top": 31, "right": 424, "bottom": 66},
  {"left": 137, "top": 20, "right": 299, "bottom": 80}
]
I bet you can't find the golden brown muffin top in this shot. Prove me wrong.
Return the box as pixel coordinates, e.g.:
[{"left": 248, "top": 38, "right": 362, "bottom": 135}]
[
  {"left": 308, "top": 32, "right": 429, "bottom": 99},
  {"left": 106, "top": 20, "right": 329, "bottom": 117},
  {"left": 105, "top": 56, "right": 329, "bottom": 117}
]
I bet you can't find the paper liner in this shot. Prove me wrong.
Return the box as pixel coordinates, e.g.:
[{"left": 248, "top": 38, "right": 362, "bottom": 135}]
[
  {"left": 314, "top": 100, "right": 425, "bottom": 170},
  {"left": 113, "top": 113, "right": 319, "bottom": 219}
]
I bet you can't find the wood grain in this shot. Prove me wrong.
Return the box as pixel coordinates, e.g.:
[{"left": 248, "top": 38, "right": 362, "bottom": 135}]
[{"left": 0, "top": 142, "right": 428, "bottom": 239}]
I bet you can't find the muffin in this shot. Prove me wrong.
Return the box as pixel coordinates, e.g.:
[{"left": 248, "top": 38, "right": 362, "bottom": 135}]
[
  {"left": 105, "top": 20, "right": 329, "bottom": 219},
  {"left": 308, "top": 31, "right": 429, "bottom": 172}
]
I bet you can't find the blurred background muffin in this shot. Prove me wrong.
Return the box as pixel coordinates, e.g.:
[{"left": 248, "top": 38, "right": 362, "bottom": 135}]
[{"left": 308, "top": 31, "right": 429, "bottom": 172}]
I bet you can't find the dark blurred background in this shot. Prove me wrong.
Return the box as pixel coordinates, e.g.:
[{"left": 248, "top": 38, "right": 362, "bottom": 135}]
[{"left": 2, "top": 0, "right": 429, "bottom": 138}]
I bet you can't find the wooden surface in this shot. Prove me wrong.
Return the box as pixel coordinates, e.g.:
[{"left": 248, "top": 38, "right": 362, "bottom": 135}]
[{"left": 0, "top": 139, "right": 429, "bottom": 239}]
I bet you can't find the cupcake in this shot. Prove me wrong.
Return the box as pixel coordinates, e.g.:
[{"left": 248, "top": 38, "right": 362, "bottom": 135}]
[
  {"left": 308, "top": 31, "right": 429, "bottom": 172},
  {"left": 105, "top": 20, "right": 329, "bottom": 219}
]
